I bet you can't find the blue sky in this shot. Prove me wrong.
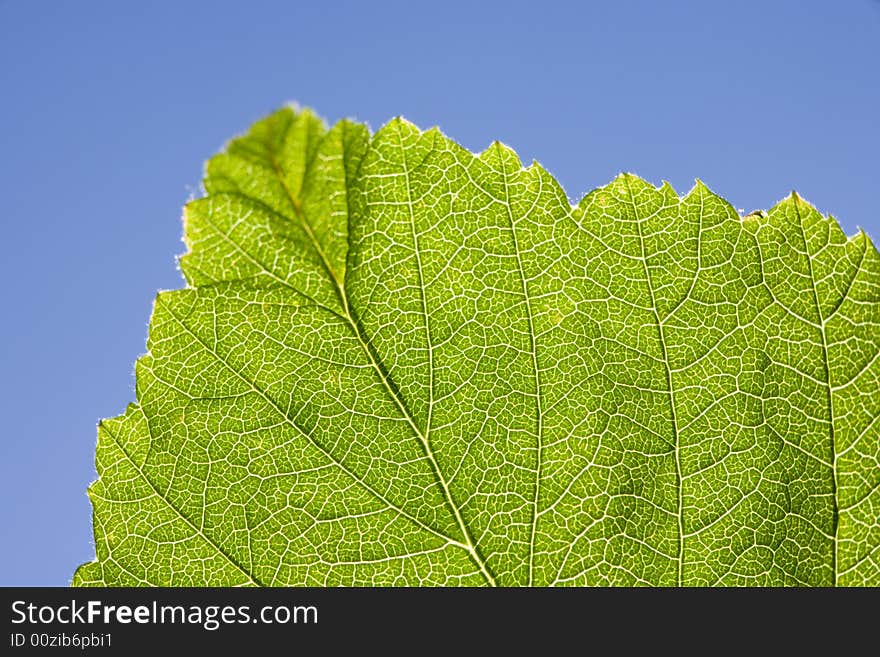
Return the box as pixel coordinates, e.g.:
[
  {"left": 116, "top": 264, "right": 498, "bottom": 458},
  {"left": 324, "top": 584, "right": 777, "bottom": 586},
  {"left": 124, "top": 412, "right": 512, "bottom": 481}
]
[{"left": 0, "top": 0, "right": 877, "bottom": 586}]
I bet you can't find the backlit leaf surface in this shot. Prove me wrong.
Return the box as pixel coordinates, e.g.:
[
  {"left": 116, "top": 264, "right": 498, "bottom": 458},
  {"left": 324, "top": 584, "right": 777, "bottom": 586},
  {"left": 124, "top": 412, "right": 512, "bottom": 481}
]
[{"left": 74, "top": 107, "right": 880, "bottom": 586}]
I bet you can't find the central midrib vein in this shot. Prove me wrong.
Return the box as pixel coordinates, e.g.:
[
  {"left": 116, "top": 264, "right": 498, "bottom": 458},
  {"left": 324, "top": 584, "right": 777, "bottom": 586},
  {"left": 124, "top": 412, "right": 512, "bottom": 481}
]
[
  {"left": 267, "top": 132, "right": 497, "bottom": 586},
  {"left": 626, "top": 178, "right": 685, "bottom": 586}
]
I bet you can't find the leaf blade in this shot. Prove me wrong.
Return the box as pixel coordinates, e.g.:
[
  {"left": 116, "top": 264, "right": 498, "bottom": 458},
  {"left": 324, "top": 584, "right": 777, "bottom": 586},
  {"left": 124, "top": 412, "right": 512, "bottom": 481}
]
[{"left": 76, "top": 107, "right": 880, "bottom": 586}]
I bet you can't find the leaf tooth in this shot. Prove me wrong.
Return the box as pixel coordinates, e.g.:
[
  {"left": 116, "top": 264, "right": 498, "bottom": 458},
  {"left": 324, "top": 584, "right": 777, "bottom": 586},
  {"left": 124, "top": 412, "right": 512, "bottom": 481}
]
[
  {"left": 476, "top": 140, "right": 523, "bottom": 171},
  {"left": 377, "top": 115, "right": 420, "bottom": 136},
  {"left": 659, "top": 179, "right": 679, "bottom": 196}
]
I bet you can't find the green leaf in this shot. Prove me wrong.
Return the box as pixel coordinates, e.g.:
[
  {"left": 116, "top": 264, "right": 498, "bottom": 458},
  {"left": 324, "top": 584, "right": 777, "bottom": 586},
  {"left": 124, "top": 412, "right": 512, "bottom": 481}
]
[{"left": 74, "top": 106, "right": 880, "bottom": 587}]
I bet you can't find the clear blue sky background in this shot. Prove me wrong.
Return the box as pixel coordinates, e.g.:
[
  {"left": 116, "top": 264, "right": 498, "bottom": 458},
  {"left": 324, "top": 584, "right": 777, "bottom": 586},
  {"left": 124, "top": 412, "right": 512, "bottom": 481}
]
[{"left": 1, "top": 0, "right": 878, "bottom": 586}]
